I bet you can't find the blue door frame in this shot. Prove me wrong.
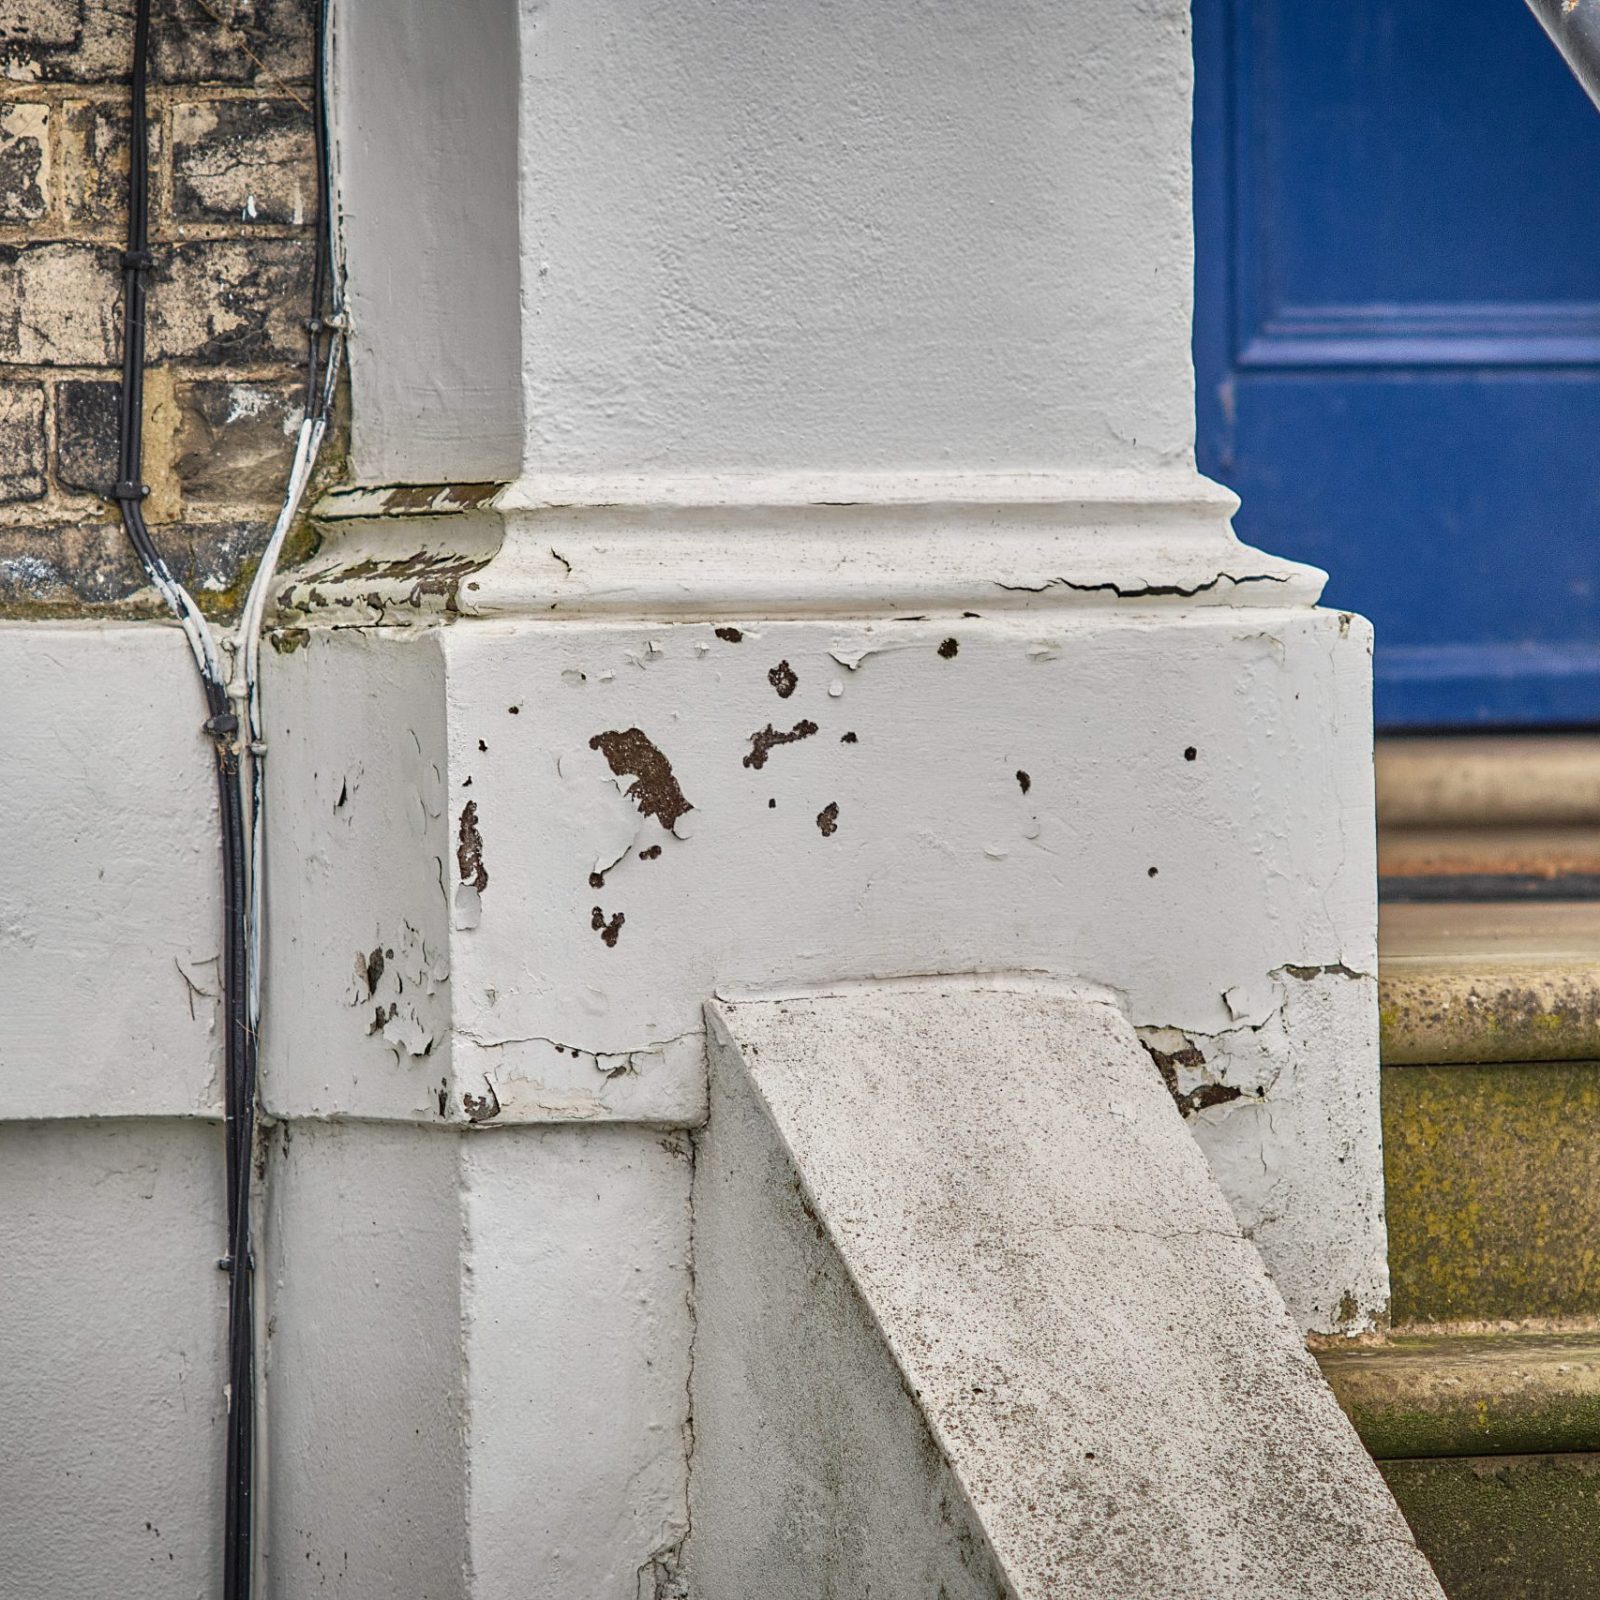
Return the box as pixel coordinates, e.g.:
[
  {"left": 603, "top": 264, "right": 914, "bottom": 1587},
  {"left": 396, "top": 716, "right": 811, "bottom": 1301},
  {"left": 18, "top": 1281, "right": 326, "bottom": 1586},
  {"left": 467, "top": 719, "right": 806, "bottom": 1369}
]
[{"left": 1193, "top": 0, "right": 1600, "bottom": 728}]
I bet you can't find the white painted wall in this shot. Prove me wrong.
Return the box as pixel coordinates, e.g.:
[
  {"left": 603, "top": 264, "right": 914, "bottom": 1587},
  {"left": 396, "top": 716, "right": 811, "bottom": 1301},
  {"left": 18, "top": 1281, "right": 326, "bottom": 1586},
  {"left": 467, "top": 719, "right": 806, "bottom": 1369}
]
[
  {"left": 0, "top": 623, "right": 229, "bottom": 1599},
  {"left": 253, "top": 595, "right": 1380, "bottom": 1588},
  {"left": 333, "top": 0, "right": 522, "bottom": 483},
  {"left": 264, "top": 1121, "right": 467, "bottom": 1599},
  {"left": 460, "top": 1128, "right": 692, "bottom": 1599},
  {"left": 0, "top": 622, "right": 223, "bottom": 1120},
  {"left": 337, "top": 0, "right": 1202, "bottom": 488},
  {"left": 0, "top": 1119, "right": 226, "bottom": 1598},
  {"left": 515, "top": 0, "right": 1198, "bottom": 480}
]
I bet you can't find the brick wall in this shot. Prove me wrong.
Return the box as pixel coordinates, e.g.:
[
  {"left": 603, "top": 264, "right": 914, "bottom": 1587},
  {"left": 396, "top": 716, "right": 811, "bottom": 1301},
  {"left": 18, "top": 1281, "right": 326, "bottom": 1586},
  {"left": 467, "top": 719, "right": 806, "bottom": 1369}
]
[{"left": 0, "top": 0, "right": 330, "bottom": 616}]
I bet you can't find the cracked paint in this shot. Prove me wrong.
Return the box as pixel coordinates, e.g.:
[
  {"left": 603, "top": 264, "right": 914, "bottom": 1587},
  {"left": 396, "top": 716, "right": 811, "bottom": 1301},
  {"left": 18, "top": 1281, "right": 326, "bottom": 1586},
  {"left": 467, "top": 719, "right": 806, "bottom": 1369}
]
[
  {"left": 266, "top": 608, "right": 1380, "bottom": 1333},
  {"left": 995, "top": 571, "right": 1292, "bottom": 599},
  {"left": 1140, "top": 1034, "right": 1245, "bottom": 1117}
]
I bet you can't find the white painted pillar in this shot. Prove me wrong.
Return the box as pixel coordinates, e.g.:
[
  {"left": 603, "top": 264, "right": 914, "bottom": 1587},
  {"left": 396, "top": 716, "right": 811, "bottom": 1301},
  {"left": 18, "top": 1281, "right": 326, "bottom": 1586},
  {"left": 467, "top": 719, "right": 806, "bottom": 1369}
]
[{"left": 256, "top": 2, "right": 1385, "bottom": 1594}]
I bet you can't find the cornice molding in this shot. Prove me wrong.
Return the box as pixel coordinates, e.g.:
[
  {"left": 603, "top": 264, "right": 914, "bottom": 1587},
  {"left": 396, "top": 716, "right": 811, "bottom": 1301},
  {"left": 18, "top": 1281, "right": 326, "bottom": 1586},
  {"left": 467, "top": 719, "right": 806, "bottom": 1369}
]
[{"left": 289, "top": 469, "right": 1325, "bottom": 621}]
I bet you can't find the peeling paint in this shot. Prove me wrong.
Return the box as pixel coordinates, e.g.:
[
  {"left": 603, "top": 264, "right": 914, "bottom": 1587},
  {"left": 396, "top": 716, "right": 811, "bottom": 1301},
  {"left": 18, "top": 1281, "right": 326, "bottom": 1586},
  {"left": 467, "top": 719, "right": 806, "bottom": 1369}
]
[
  {"left": 589, "top": 728, "right": 694, "bottom": 830},
  {"left": 456, "top": 801, "right": 489, "bottom": 893},
  {"left": 280, "top": 547, "right": 493, "bottom": 616},
  {"left": 1141, "top": 1037, "right": 1244, "bottom": 1118},
  {"left": 342, "top": 917, "right": 449, "bottom": 1062},
  {"left": 256, "top": 608, "right": 1379, "bottom": 1335},
  {"left": 742, "top": 719, "right": 819, "bottom": 771},
  {"left": 269, "top": 627, "right": 311, "bottom": 655},
  {"left": 767, "top": 660, "right": 798, "bottom": 698},
  {"left": 816, "top": 802, "right": 839, "bottom": 837},
  {"left": 462, "top": 1079, "right": 502, "bottom": 1122},
  {"left": 456, "top": 804, "right": 488, "bottom": 931}
]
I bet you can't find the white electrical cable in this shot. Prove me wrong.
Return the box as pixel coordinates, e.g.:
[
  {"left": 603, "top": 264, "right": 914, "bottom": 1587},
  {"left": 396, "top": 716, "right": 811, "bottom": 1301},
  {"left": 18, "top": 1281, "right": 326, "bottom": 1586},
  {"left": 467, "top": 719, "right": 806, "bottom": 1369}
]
[
  {"left": 235, "top": 0, "right": 345, "bottom": 1044},
  {"left": 236, "top": 335, "right": 340, "bottom": 1035},
  {"left": 231, "top": 12, "right": 344, "bottom": 1575}
]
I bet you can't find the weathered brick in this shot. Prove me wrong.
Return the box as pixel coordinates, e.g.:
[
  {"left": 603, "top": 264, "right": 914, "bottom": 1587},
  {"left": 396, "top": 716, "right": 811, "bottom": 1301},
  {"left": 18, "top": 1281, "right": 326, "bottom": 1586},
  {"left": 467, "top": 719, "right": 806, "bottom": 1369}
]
[
  {"left": 0, "top": 528, "right": 76, "bottom": 609},
  {"left": 171, "top": 98, "right": 313, "bottom": 225},
  {"left": 167, "top": 518, "right": 269, "bottom": 601},
  {"left": 175, "top": 377, "right": 300, "bottom": 502},
  {"left": 1, "top": 0, "right": 115, "bottom": 84},
  {"left": 153, "top": 0, "right": 311, "bottom": 87},
  {"left": 59, "top": 518, "right": 150, "bottom": 605},
  {"left": 0, "top": 0, "right": 335, "bottom": 617},
  {"left": 0, "top": 101, "right": 49, "bottom": 221},
  {"left": 0, "top": 516, "right": 263, "bottom": 613},
  {"left": 149, "top": 237, "right": 311, "bottom": 364},
  {"left": 0, "top": 242, "right": 120, "bottom": 364},
  {"left": 3, "top": 0, "right": 309, "bottom": 87},
  {"left": 0, "top": 0, "right": 81, "bottom": 54},
  {"left": 59, "top": 98, "right": 147, "bottom": 227},
  {"left": 0, "top": 380, "right": 45, "bottom": 500},
  {"left": 0, "top": 518, "right": 139, "bottom": 611},
  {"left": 53, "top": 377, "right": 118, "bottom": 498}
]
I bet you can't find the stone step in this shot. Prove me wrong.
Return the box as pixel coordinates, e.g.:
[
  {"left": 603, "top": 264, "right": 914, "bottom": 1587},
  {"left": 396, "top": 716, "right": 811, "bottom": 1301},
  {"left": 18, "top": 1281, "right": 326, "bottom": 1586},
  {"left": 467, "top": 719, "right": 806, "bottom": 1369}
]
[
  {"left": 1377, "top": 1454, "right": 1600, "bottom": 1600},
  {"left": 1376, "top": 735, "right": 1600, "bottom": 830},
  {"left": 1316, "top": 1334, "right": 1600, "bottom": 1460},
  {"left": 1378, "top": 901, "right": 1600, "bottom": 1065},
  {"left": 1316, "top": 1336, "right": 1600, "bottom": 1599},
  {"left": 697, "top": 985, "right": 1444, "bottom": 1597},
  {"left": 1376, "top": 736, "right": 1600, "bottom": 899},
  {"left": 1380, "top": 826, "right": 1600, "bottom": 902},
  {"left": 1381, "top": 1057, "right": 1600, "bottom": 1326}
]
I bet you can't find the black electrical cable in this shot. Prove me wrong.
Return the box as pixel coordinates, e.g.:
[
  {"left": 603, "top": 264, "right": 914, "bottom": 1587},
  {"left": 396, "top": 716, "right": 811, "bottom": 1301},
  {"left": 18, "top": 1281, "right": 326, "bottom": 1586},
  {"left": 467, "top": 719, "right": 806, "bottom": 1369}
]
[
  {"left": 119, "top": 3, "right": 254, "bottom": 1594},
  {"left": 119, "top": 1, "right": 337, "bottom": 1586},
  {"left": 303, "top": 0, "right": 335, "bottom": 419}
]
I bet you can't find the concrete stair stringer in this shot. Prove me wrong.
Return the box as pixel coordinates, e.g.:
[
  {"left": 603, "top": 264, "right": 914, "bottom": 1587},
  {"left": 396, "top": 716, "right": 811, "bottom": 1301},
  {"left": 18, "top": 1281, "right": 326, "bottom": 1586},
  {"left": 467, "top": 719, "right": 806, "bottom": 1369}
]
[{"left": 684, "top": 980, "right": 1443, "bottom": 1599}]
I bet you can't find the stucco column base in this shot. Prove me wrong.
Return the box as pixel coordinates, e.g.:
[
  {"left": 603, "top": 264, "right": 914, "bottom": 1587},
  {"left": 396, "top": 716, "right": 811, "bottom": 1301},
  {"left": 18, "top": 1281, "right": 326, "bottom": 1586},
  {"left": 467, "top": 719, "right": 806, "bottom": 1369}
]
[{"left": 256, "top": 586, "right": 1382, "bottom": 1595}]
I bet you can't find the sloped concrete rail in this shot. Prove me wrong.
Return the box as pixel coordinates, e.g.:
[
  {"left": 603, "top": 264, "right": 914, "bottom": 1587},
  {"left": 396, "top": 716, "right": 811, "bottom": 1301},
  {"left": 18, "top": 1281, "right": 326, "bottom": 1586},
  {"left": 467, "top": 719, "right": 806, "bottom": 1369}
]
[{"left": 689, "top": 983, "right": 1443, "bottom": 1599}]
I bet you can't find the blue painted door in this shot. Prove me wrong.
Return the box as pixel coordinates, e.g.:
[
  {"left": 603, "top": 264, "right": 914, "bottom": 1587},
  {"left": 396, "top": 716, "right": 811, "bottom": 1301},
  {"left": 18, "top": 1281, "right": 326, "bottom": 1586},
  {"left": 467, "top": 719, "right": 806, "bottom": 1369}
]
[{"left": 1194, "top": 0, "right": 1600, "bottom": 727}]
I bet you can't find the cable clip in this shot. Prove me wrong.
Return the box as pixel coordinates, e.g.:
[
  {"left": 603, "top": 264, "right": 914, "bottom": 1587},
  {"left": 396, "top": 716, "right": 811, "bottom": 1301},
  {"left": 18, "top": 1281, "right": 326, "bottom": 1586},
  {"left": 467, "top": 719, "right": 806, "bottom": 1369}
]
[
  {"left": 205, "top": 710, "right": 240, "bottom": 740},
  {"left": 121, "top": 248, "right": 155, "bottom": 271},
  {"left": 109, "top": 480, "right": 150, "bottom": 501}
]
